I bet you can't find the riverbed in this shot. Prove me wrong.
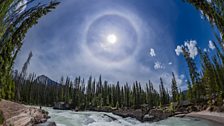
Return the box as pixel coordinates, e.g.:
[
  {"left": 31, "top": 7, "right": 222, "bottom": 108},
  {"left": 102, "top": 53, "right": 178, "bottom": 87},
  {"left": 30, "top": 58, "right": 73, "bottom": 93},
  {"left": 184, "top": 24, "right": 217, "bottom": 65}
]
[{"left": 44, "top": 107, "right": 222, "bottom": 126}]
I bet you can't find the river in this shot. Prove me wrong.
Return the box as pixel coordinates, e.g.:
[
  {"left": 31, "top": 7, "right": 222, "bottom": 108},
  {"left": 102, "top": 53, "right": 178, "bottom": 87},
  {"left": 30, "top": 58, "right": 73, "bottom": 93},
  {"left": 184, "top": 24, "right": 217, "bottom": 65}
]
[{"left": 44, "top": 107, "right": 221, "bottom": 126}]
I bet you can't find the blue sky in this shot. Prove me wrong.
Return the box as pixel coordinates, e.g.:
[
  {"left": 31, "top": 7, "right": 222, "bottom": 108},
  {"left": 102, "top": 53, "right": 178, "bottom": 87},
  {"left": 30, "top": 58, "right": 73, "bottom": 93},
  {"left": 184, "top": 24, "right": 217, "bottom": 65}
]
[{"left": 14, "top": 0, "right": 216, "bottom": 90}]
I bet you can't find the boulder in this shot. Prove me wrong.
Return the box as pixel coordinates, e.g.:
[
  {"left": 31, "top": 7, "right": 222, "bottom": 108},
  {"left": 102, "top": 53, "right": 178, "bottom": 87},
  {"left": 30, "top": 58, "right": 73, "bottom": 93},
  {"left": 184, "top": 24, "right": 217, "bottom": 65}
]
[
  {"left": 35, "top": 121, "right": 56, "bottom": 126},
  {"left": 187, "top": 106, "right": 198, "bottom": 112},
  {"left": 113, "top": 108, "right": 174, "bottom": 122},
  {"left": 53, "top": 102, "right": 70, "bottom": 110},
  {"left": 174, "top": 114, "right": 186, "bottom": 118},
  {"left": 103, "top": 114, "right": 117, "bottom": 121},
  {"left": 112, "top": 109, "right": 143, "bottom": 121},
  {"left": 146, "top": 109, "right": 173, "bottom": 122},
  {"left": 0, "top": 100, "right": 54, "bottom": 126},
  {"left": 143, "top": 114, "right": 155, "bottom": 122},
  {"left": 4, "top": 107, "right": 50, "bottom": 126}
]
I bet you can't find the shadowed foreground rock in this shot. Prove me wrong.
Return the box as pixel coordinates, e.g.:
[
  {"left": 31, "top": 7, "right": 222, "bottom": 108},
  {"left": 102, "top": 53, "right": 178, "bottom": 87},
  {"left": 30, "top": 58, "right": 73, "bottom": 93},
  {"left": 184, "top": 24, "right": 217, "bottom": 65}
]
[{"left": 0, "top": 99, "right": 53, "bottom": 126}]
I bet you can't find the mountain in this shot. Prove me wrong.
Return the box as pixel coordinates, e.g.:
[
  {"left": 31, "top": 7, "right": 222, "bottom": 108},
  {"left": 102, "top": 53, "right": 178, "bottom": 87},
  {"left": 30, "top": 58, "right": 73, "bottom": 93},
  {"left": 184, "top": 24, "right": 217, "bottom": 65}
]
[
  {"left": 35, "top": 75, "right": 59, "bottom": 85},
  {"left": 182, "top": 90, "right": 187, "bottom": 95}
]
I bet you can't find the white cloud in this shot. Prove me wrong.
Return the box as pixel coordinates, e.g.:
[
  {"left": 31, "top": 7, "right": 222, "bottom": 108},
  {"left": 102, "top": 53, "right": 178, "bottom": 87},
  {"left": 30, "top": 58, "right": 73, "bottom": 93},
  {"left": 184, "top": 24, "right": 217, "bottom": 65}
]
[
  {"left": 199, "top": 10, "right": 204, "bottom": 19},
  {"left": 175, "top": 40, "right": 198, "bottom": 59},
  {"left": 160, "top": 72, "right": 185, "bottom": 89},
  {"left": 199, "top": 9, "right": 210, "bottom": 21},
  {"left": 180, "top": 74, "right": 185, "bottom": 79},
  {"left": 149, "top": 48, "right": 156, "bottom": 57},
  {"left": 207, "top": 0, "right": 212, "bottom": 3},
  {"left": 176, "top": 74, "right": 185, "bottom": 86},
  {"left": 176, "top": 74, "right": 186, "bottom": 87},
  {"left": 168, "top": 62, "right": 172, "bottom": 65},
  {"left": 154, "top": 61, "right": 165, "bottom": 70},
  {"left": 176, "top": 78, "right": 182, "bottom": 86},
  {"left": 175, "top": 45, "right": 183, "bottom": 56},
  {"left": 184, "top": 40, "right": 198, "bottom": 59},
  {"left": 208, "top": 40, "right": 215, "bottom": 50}
]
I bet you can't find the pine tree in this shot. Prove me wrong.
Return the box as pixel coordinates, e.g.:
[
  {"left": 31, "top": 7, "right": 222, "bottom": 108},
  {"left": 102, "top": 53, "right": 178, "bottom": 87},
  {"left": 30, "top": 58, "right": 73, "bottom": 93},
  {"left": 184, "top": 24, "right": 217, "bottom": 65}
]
[
  {"left": 159, "top": 78, "right": 168, "bottom": 106},
  {"left": 171, "top": 72, "right": 179, "bottom": 102},
  {"left": 0, "top": 0, "right": 60, "bottom": 99},
  {"left": 182, "top": 47, "right": 200, "bottom": 102},
  {"left": 15, "top": 51, "right": 32, "bottom": 101},
  {"left": 187, "top": 80, "right": 193, "bottom": 101}
]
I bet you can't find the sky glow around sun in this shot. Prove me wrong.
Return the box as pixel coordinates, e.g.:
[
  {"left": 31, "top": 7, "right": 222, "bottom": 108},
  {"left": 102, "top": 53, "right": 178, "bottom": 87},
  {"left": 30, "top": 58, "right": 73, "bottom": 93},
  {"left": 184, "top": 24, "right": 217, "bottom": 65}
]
[
  {"left": 107, "top": 34, "right": 117, "bottom": 44},
  {"left": 14, "top": 0, "right": 214, "bottom": 90}
]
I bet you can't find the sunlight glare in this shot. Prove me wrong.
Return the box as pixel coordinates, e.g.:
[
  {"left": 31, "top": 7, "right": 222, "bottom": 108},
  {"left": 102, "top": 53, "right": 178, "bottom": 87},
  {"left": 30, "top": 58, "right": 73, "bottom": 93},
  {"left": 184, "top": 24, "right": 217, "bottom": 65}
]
[{"left": 107, "top": 34, "right": 117, "bottom": 44}]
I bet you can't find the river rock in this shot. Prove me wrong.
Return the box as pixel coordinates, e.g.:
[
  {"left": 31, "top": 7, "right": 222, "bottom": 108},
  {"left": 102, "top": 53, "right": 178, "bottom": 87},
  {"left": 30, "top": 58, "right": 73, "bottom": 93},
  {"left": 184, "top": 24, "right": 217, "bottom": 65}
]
[
  {"left": 88, "top": 106, "right": 115, "bottom": 112},
  {"left": 147, "top": 109, "right": 173, "bottom": 122},
  {"left": 103, "top": 114, "right": 117, "bottom": 121},
  {"left": 112, "top": 109, "right": 143, "bottom": 121},
  {"left": 35, "top": 121, "right": 56, "bottom": 126},
  {"left": 143, "top": 114, "right": 155, "bottom": 121},
  {"left": 174, "top": 114, "right": 186, "bottom": 118},
  {"left": 53, "top": 102, "right": 70, "bottom": 110},
  {"left": 112, "top": 108, "right": 174, "bottom": 122}
]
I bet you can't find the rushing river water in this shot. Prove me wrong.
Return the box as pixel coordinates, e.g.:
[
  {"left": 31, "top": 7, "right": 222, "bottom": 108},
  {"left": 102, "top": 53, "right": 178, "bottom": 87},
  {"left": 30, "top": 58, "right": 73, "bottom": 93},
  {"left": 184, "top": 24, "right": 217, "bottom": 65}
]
[{"left": 44, "top": 108, "right": 221, "bottom": 126}]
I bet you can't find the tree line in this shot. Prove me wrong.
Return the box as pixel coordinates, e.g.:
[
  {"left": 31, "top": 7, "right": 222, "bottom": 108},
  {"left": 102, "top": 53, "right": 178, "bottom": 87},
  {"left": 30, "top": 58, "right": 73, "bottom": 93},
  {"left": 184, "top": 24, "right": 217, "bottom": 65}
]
[
  {"left": 13, "top": 54, "right": 183, "bottom": 109},
  {"left": 13, "top": 50, "right": 184, "bottom": 109}
]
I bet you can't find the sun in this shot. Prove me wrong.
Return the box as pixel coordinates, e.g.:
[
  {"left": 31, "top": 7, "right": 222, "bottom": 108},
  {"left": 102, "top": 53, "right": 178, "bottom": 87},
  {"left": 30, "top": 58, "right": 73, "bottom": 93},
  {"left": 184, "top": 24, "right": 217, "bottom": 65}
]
[{"left": 107, "top": 34, "right": 117, "bottom": 44}]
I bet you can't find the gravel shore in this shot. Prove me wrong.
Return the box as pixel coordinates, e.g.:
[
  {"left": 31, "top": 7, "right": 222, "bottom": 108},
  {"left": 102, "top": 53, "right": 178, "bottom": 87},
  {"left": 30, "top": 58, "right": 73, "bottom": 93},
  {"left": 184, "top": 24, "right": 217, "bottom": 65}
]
[{"left": 186, "top": 111, "right": 224, "bottom": 125}]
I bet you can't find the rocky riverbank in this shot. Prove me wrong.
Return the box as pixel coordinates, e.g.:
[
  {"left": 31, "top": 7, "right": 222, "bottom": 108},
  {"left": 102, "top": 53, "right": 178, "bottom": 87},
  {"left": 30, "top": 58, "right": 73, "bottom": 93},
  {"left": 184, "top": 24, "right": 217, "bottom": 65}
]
[
  {"left": 0, "top": 99, "right": 55, "bottom": 126},
  {"left": 84, "top": 103, "right": 220, "bottom": 123},
  {"left": 53, "top": 101, "right": 224, "bottom": 124},
  {"left": 111, "top": 107, "right": 224, "bottom": 125},
  {"left": 112, "top": 108, "right": 174, "bottom": 122},
  {"left": 83, "top": 106, "right": 175, "bottom": 122}
]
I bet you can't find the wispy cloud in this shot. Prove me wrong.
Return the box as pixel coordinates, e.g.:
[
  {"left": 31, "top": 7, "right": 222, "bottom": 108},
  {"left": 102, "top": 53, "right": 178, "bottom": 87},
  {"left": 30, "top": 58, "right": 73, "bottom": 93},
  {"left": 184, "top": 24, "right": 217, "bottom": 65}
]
[{"left": 14, "top": 0, "right": 178, "bottom": 89}]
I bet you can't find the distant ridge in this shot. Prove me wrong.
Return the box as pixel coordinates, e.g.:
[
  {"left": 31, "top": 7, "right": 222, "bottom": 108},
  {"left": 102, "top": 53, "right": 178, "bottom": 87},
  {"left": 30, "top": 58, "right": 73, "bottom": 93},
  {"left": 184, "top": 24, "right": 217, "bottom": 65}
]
[{"left": 35, "top": 75, "right": 59, "bottom": 85}]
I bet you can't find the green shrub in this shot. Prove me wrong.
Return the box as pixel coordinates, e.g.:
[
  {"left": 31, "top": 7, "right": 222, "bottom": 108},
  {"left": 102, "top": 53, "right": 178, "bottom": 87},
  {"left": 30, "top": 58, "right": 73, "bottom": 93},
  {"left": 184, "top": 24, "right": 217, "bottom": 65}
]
[{"left": 169, "top": 102, "right": 175, "bottom": 112}]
